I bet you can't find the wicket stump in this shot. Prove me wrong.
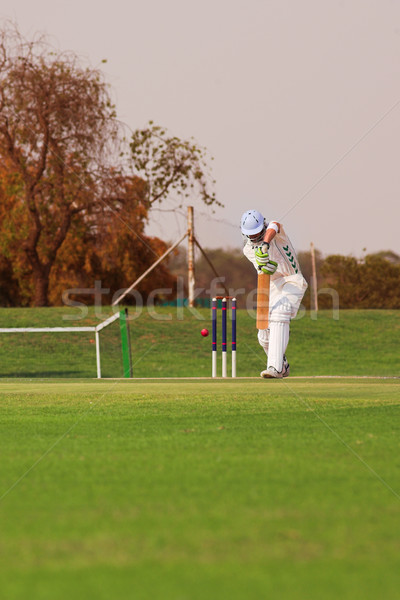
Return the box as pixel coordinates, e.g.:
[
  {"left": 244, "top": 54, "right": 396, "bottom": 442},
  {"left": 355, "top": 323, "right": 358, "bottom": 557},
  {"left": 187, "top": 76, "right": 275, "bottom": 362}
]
[{"left": 212, "top": 296, "right": 236, "bottom": 378}]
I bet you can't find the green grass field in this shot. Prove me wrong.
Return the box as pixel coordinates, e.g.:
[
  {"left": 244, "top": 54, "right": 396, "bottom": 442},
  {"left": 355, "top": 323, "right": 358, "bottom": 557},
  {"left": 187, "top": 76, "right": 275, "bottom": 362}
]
[
  {"left": 0, "top": 379, "right": 400, "bottom": 599},
  {"left": 0, "top": 306, "right": 399, "bottom": 377},
  {"left": 0, "top": 308, "right": 399, "bottom": 598}
]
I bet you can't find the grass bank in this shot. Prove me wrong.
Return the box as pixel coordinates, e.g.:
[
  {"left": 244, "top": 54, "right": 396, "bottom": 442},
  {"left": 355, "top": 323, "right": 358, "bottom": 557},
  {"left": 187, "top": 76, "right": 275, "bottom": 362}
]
[{"left": 0, "top": 307, "right": 398, "bottom": 377}]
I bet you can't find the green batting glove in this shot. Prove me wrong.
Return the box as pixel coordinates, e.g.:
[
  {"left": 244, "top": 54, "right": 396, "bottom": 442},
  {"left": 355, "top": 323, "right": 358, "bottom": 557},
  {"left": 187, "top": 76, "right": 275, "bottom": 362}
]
[
  {"left": 255, "top": 245, "right": 270, "bottom": 265},
  {"left": 258, "top": 260, "right": 278, "bottom": 275}
]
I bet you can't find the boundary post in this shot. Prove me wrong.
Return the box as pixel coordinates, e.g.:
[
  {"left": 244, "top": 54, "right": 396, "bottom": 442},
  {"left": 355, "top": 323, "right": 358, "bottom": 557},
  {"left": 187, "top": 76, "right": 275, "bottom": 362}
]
[
  {"left": 95, "top": 330, "right": 101, "bottom": 379},
  {"left": 119, "top": 309, "right": 133, "bottom": 377}
]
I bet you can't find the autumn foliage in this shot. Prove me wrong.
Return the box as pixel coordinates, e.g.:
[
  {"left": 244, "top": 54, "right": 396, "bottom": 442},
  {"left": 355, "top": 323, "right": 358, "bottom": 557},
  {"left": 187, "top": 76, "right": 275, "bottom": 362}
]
[
  {"left": 0, "top": 24, "right": 214, "bottom": 306},
  {"left": 0, "top": 158, "right": 176, "bottom": 305}
]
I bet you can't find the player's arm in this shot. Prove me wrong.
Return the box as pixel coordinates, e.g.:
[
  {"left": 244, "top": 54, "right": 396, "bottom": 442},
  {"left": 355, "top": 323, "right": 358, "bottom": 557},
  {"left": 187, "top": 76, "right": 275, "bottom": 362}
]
[
  {"left": 254, "top": 221, "right": 280, "bottom": 274},
  {"left": 263, "top": 221, "right": 280, "bottom": 246}
]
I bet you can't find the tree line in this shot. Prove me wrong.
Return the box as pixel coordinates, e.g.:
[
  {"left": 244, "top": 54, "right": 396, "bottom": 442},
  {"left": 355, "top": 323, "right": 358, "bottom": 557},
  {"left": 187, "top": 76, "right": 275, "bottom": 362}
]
[
  {"left": 306, "top": 250, "right": 400, "bottom": 309},
  {"left": 168, "top": 247, "right": 400, "bottom": 310}
]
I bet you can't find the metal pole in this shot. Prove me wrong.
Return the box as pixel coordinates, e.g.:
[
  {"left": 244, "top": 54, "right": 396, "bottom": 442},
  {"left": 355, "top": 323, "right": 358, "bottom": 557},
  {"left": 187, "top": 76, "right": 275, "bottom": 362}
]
[
  {"left": 310, "top": 242, "right": 318, "bottom": 312},
  {"left": 231, "top": 297, "right": 237, "bottom": 378},
  {"left": 125, "top": 308, "right": 133, "bottom": 377},
  {"left": 222, "top": 297, "right": 227, "bottom": 378},
  {"left": 95, "top": 330, "right": 101, "bottom": 379},
  {"left": 187, "top": 206, "right": 195, "bottom": 308},
  {"left": 119, "top": 309, "right": 133, "bottom": 378},
  {"left": 212, "top": 297, "right": 217, "bottom": 377}
]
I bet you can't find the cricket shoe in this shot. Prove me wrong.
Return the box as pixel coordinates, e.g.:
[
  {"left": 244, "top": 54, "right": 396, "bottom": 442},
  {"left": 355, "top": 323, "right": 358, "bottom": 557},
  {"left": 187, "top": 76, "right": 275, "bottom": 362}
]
[
  {"left": 282, "top": 355, "right": 290, "bottom": 378},
  {"left": 260, "top": 356, "right": 290, "bottom": 379}
]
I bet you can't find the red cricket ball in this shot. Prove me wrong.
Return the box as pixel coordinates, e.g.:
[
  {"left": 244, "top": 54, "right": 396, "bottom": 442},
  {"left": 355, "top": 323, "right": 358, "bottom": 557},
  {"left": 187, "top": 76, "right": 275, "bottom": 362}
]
[{"left": 201, "top": 328, "right": 209, "bottom": 337}]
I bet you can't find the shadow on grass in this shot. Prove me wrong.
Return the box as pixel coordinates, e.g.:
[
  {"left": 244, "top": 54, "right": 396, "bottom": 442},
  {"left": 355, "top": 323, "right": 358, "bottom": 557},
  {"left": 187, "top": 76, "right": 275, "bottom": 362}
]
[{"left": 0, "top": 371, "right": 89, "bottom": 378}]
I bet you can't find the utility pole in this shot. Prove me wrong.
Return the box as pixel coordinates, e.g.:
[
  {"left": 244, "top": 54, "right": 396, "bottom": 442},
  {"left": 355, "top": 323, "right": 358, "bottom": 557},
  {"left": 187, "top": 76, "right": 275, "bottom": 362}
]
[
  {"left": 187, "top": 206, "right": 195, "bottom": 307},
  {"left": 310, "top": 242, "right": 318, "bottom": 312}
]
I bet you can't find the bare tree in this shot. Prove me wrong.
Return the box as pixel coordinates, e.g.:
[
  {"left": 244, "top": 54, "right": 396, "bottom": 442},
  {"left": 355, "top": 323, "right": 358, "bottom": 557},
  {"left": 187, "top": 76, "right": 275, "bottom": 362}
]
[
  {"left": 0, "top": 23, "right": 119, "bottom": 305},
  {"left": 129, "top": 121, "right": 221, "bottom": 209}
]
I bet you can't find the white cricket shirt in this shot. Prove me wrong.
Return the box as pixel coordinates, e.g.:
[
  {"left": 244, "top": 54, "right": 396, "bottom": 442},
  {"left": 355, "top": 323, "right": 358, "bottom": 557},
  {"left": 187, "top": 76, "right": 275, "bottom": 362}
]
[{"left": 243, "top": 222, "right": 303, "bottom": 280}]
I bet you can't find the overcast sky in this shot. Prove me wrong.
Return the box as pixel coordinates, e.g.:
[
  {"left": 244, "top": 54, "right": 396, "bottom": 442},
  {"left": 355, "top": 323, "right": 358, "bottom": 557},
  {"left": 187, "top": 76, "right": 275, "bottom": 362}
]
[{"left": 1, "top": 0, "right": 400, "bottom": 256}]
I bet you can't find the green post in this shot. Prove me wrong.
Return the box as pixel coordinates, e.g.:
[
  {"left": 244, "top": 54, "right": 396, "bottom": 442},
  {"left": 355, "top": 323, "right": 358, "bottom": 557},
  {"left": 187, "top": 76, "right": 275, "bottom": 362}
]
[{"left": 119, "top": 308, "right": 133, "bottom": 377}]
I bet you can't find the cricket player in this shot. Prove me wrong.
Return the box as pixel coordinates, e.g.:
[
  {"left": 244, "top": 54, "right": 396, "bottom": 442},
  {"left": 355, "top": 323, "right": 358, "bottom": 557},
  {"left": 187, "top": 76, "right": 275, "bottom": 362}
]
[{"left": 241, "top": 209, "right": 308, "bottom": 378}]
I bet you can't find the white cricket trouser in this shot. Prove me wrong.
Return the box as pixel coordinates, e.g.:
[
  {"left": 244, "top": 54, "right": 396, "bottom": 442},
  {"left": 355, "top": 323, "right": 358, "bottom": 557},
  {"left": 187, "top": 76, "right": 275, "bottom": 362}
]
[{"left": 258, "top": 274, "right": 307, "bottom": 372}]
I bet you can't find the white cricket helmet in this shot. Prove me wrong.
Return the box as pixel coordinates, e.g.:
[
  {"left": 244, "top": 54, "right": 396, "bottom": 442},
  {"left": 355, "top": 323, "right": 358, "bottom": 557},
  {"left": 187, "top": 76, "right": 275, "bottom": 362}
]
[{"left": 240, "top": 209, "right": 266, "bottom": 243}]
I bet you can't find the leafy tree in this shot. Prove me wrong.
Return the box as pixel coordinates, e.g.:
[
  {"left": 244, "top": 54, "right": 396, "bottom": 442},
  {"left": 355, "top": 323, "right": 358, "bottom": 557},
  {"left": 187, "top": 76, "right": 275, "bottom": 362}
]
[
  {"left": 358, "top": 254, "right": 400, "bottom": 308},
  {"left": 321, "top": 255, "right": 363, "bottom": 306},
  {"left": 0, "top": 158, "right": 33, "bottom": 304},
  {"left": 49, "top": 173, "right": 176, "bottom": 305},
  {"left": 0, "top": 254, "right": 21, "bottom": 306},
  {"left": 297, "top": 247, "right": 324, "bottom": 285},
  {"left": 321, "top": 253, "right": 400, "bottom": 308},
  {"left": 372, "top": 250, "right": 400, "bottom": 264},
  {"left": 129, "top": 122, "right": 221, "bottom": 209},
  {"left": 0, "top": 23, "right": 119, "bottom": 305},
  {"left": 0, "top": 159, "right": 176, "bottom": 305},
  {"left": 296, "top": 247, "right": 325, "bottom": 308}
]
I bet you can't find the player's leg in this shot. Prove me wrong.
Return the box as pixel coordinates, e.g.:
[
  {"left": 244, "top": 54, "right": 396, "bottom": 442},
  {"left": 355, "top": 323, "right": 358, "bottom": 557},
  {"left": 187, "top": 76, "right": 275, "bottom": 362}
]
[
  {"left": 257, "top": 281, "right": 280, "bottom": 358},
  {"left": 257, "top": 328, "right": 269, "bottom": 356},
  {"left": 260, "top": 279, "right": 305, "bottom": 379},
  {"left": 260, "top": 297, "right": 291, "bottom": 378}
]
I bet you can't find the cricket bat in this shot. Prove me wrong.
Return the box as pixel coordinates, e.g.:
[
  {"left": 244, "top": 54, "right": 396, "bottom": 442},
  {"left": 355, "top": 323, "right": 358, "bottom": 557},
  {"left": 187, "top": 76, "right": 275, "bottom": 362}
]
[{"left": 256, "top": 271, "right": 270, "bottom": 329}]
